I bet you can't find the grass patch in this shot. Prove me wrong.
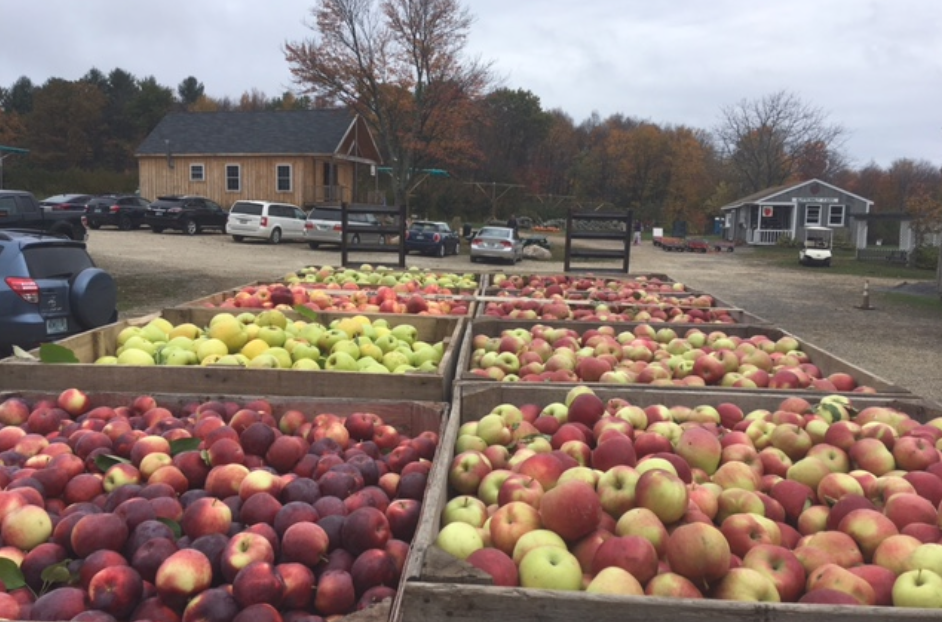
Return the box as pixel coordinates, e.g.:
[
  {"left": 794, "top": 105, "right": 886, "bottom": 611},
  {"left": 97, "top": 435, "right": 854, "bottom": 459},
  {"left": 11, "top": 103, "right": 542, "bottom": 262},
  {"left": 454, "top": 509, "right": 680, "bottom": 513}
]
[
  {"left": 743, "top": 246, "right": 935, "bottom": 280},
  {"left": 878, "top": 290, "right": 942, "bottom": 313}
]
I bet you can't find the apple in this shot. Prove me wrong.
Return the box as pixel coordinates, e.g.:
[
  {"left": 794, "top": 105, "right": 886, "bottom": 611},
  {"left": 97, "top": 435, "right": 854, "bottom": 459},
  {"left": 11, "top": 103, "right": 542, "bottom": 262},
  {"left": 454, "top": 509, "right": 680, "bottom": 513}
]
[
  {"left": 591, "top": 534, "right": 659, "bottom": 585},
  {"left": 711, "top": 567, "right": 780, "bottom": 602},
  {"left": 466, "top": 548, "right": 519, "bottom": 587},
  {"left": 666, "top": 522, "right": 731, "bottom": 586},
  {"left": 586, "top": 566, "right": 644, "bottom": 595},
  {"left": 893, "top": 568, "right": 942, "bottom": 608},
  {"left": 434, "top": 521, "right": 484, "bottom": 560},
  {"left": 517, "top": 545, "right": 583, "bottom": 591},
  {"left": 634, "top": 469, "right": 688, "bottom": 524},
  {"left": 489, "top": 501, "right": 542, "bottom": 556},
  {"left": 742, "top": 544, "right": 806, "bottom": 602},
  {"left": 155, "top": 548, "right": 213, "bottom": 608},
  {"left": 539, "top": 480, "right": 602, "bottom": 542},
  {"left": 807, "top": 562, "right": 876, "bottom": 605},
  {"left": 645, "top": 572, "right": 704, "bottom": 599}
]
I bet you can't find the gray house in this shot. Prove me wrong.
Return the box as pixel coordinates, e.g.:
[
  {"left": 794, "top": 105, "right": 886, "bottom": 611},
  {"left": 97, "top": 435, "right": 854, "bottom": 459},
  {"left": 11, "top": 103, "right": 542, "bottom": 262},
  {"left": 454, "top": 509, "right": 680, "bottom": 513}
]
[{"left": 720, "top": 179, "right": 872, "bottom": 248}]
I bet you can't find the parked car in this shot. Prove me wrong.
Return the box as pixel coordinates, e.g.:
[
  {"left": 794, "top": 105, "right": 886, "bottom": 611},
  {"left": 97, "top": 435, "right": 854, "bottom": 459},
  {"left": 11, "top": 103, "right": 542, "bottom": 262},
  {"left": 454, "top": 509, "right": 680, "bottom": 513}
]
[
  {"left": 405, "top": 220, "right": 460, "bottom": 257},
  {"left": 0, "top": 229, "right": 117, "bottom": 357},
  {"left": 39, "top": 194, "right": 93, "bottom": 212},
  {"left": 145, "top": 195, "right": 228, "bottom": 235},
  {"left": 469, "top": 226, "right": 524, "bottom": 264},
  {"left": 303, "top": 206, "right": 386, "bottom": 249},
  {"left": 84, "top": 194, "right": 152, "bottom": 231},
  {"left": 0, "top": 190, "right": 87, "bottom": 240},
  {"left": 227, "top": 201, "right": 307, "bottom": 244}
]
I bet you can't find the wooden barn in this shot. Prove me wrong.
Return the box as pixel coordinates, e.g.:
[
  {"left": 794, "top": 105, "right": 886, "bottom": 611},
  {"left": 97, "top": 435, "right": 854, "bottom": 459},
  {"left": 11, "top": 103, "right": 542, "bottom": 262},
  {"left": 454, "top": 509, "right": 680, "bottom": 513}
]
[{"left": 135, "top": 109, "right": 382, "bottom": 210}]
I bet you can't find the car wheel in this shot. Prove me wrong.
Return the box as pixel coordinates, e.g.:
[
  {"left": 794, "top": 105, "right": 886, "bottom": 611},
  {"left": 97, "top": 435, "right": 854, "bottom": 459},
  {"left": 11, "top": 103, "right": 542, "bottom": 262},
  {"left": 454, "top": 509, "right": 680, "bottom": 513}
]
[
  {"left": 118, "top": 215, "right": 133, "bottom": 231},
  {"left": 436, "top": 244, "right": 445, "bottom": 258},
  {"left": 70, "top": 268, "right": 118, "bottom": 329},
  {"left": 470, "top": 256, "right": 478, "bottom": 263},
  {"left": 824, "top": 259, "right": 832, "bottom": 267},
  {"left": 233, "top": 236, "right": 244, "bottom": 243},
  {"left": 89, "top": 222, "right": 102, "bottom": 230},
  {"left": 269, "top": 228, "right": 282, "bottom": 245},
  {"left": 308, "top": 242, "right": 319, "bottom": 250},
  {"left": 183, "top": 219, "right": 199, "bottom": 236},
  {"left": 151, "top": 227, "right": 164, "bottom": 234}
]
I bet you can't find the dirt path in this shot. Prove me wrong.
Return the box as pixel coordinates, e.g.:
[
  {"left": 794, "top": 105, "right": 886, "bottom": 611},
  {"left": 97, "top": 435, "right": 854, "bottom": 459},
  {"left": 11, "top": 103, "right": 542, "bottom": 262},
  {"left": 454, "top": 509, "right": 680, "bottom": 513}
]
[{"left": 86, "top": 229, "right": 942, "bottom": 405}]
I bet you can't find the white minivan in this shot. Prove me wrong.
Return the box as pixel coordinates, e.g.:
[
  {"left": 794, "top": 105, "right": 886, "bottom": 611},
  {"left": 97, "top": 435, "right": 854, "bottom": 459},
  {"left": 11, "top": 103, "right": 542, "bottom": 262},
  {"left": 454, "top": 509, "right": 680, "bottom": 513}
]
[{"left": 226, "top": 201, "right": 307, "bottom": 244}]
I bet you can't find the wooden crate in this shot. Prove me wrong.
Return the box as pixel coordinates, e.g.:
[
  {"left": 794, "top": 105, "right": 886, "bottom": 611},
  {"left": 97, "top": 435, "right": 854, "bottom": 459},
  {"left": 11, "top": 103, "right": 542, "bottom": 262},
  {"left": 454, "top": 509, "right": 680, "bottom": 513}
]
[
  {"left": 0, "top": 390, "right": 447, "bottom": 622},
  {"left": 0, "top": 311, "right": 466, "bottom": 403},
  {"left": 397, "top": 384, "right": 942, "bottom": 621},
  {"left": 456, "top": 318, "right": 910, "bottom": 396}
]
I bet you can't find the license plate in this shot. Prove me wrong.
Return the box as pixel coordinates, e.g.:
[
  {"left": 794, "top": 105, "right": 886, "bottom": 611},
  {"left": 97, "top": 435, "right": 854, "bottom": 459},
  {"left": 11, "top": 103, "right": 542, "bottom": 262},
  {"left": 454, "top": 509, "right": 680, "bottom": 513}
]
[
  {"left": 239, "top": 218, "right": 249, "bottom": 224},
  {"left": 46, "top": 317, "right": 68, "bottom": 334}
]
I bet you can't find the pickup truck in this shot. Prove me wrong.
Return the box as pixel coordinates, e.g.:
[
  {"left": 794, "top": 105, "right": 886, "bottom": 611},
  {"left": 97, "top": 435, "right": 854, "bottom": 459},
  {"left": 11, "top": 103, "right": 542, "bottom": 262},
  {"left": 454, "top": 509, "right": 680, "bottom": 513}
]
[{"left": 0, "top": 190, "right": 87, "bottom": 240}]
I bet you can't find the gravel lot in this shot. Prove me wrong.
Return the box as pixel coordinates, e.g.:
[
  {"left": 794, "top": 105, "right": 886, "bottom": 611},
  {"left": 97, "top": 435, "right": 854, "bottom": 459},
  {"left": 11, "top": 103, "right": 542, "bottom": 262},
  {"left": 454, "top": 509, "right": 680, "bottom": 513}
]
[{"left": 86, "top": 228, "right": 942, "bottom": 405}]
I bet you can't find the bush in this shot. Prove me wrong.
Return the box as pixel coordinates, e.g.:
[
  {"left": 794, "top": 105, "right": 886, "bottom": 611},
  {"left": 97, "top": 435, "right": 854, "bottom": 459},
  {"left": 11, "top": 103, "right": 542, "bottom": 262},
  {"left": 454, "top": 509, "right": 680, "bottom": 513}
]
[
  {"left": 913, "top": 245, "right": 940, "bottom": 270},
  {"left": 775, "top": 234, "right": 798, "bottom": 248}
]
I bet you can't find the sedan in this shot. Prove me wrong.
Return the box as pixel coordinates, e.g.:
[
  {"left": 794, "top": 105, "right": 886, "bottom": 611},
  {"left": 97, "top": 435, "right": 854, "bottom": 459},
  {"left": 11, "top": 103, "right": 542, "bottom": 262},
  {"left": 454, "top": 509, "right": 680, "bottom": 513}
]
[
  {"left": 469, "top": 226, "right": 524, "bottom": 264},
  {"left": 405, "top": 221, "right": 460, "bottom": 257}
]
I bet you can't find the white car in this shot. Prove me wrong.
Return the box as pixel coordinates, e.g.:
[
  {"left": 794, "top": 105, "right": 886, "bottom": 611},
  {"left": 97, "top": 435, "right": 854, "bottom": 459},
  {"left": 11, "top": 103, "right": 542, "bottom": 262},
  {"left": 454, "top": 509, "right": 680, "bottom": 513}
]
[
  {"left": 303, "top": 206, "right": 386, "bottom": 249},
  {"left": 226, "top": 201, "right": 307, "bottom": 244},
  {"left": 469, "top": 226, "right": 524, "bottom": 264}
]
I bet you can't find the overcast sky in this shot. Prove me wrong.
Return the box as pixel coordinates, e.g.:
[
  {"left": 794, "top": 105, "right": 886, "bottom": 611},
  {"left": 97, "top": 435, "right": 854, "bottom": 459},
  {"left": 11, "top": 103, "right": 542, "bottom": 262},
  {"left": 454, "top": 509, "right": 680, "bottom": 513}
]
[{"left": 1, "top": 0, "right": 939, "bottom": 168}]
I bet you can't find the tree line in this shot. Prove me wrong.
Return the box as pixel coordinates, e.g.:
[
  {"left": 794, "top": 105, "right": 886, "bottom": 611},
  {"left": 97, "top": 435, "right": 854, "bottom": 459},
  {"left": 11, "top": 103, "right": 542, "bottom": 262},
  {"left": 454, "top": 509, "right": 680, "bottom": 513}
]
[{"left": 1, "top": 0, "right": 939, "bottom": 244}]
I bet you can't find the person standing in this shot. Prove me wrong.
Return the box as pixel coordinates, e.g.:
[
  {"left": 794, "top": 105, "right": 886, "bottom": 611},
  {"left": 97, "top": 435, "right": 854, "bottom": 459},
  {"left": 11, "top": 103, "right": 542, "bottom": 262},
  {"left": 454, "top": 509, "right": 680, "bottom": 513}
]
[
  {"left": 507, "top": 214, "right": 519, "bottom": 233},
  {"left": 633, "top": 221, "right": 643, "bottom": 245}
]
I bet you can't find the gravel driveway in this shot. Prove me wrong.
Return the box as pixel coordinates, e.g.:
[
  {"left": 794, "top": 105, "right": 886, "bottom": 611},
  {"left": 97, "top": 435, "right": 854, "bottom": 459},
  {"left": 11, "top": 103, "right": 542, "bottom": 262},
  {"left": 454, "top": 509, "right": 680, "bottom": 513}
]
[{"left": 86, "top": 229, "right": 942, "bottom": 405}]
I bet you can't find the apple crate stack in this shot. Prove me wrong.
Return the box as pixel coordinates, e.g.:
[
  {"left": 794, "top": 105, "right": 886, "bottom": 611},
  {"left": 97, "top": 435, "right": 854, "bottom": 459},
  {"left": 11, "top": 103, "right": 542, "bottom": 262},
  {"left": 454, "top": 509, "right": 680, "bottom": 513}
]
[
  {"left": 397, "top": 383, "right": 942, "bottom": 620},
  {"left": 0, "top": 389, "right": 450, "bottom": 621},
  {"left": 0, "top": 306, "right": 466, "bottom": 403}
]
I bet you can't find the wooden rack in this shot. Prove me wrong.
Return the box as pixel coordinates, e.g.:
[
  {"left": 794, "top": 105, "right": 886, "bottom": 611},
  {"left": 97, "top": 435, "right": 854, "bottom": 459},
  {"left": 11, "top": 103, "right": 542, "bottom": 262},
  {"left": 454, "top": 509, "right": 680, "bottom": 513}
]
[
  {"left": 563, "top": 207, "right": 633, "bottom": 273},
  {"left": 340, "top": 203, "right": 407, "bottom": 268}
]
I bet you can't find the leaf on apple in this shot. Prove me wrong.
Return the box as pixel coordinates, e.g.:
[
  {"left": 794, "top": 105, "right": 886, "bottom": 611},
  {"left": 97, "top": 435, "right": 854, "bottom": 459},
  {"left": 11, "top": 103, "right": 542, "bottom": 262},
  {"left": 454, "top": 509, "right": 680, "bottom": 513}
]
[
  {"left": 39, "top": 343, "right": 79, "bottom": 364},
  {"left": 94, "top": 453, "right": 131, "bottom": 471},
  {"left": 0, "top": 559, "right": 26, "bottom": 591},
  {"left": 158, "top": 518, "right": 182, "bottom": 539},
  {"left": 170, "top": 437, "right": 202, "bottom": 455},
  {"left": 294, "top": 305, "right": 320, "bottom": 322},
  {"left": 39, "top": 560, "right": 74, "bottom": 594}
]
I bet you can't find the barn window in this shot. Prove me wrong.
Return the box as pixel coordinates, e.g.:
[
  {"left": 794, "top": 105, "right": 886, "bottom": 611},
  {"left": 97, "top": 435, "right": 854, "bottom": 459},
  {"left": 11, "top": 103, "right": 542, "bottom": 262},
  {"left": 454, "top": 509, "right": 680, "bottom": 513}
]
[
  {"left": 226, "top": 164, "right": 241, "bottom": 192},
  {"left": 276, "top": 164, "right": 292, "bottom": 192},
  {"left": 190, "top": 164, "right": 205, "bottom": 182},
  {"left": 805, "top": 205, "right": 822, "bottom": 226},
  {"left": 829, "top": 204, "right": 845, "bottom": 226}
]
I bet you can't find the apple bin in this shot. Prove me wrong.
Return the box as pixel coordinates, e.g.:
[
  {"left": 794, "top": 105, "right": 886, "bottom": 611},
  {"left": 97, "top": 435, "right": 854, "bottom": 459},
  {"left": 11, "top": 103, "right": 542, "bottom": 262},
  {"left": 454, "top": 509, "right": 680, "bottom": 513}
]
[
  {"left": 456, "top": 318, "right": 910, "bottom": 397},
  {"left": 0, "top": 308, "right": 466, "bottom": 403},
  {"left": 396, "top": 383, "right": 942, "bottom": 620},
  {"left": 0, "top": 389, "right": 449, "bottom": 621}
]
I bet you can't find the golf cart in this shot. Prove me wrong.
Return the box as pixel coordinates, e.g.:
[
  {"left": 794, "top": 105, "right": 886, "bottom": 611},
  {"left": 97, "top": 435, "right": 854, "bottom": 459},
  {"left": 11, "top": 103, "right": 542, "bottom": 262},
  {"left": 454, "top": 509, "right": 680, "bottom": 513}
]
[{"left": 799, "top": 226, "right": 833, "bottom": 267}]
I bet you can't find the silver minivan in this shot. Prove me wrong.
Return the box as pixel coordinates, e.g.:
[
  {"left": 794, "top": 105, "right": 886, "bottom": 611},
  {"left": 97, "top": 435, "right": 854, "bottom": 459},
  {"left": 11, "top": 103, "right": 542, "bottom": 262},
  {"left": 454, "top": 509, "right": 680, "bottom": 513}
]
[
  {"left": 303, "top": 206, "right": 387, "bottom": 249},
  {"left": 227, "top": 201, "right": 307, "bottom": 244}
]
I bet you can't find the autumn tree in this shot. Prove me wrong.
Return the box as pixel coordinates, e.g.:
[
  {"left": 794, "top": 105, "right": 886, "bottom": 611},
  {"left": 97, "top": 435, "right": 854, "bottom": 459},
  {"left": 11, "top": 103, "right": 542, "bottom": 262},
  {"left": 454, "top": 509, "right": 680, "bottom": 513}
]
[
  {"left": 284, "top": 0, "right": 491, "bottom": 206},
  {"left": 26, "top": 79, "right": 106, "bottom": 170},
  {"left": 469, "top": 88, "right": 552, "bottom": 186},
  {"left": 715, "top": 90, "right": 845, "bottom": 193}
]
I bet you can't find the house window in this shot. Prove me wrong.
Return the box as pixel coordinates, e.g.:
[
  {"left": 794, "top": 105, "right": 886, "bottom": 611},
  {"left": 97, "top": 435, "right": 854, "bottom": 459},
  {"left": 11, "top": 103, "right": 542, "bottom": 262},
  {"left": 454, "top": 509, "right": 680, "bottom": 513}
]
[
  {"left": 276, "top": 164, "right": 292, "bottom": 192},
  {"left": 226, "top": 164, "right": 241, "bottom": 192},
  {"left": 190, "top": 164, "right": 205, "bottom": 182},
  {"left": 829, "top": 204, "right": 845, "bottom": 227},
  {"left": 805, "top": 204, "right": 822, "bottom": 226}
]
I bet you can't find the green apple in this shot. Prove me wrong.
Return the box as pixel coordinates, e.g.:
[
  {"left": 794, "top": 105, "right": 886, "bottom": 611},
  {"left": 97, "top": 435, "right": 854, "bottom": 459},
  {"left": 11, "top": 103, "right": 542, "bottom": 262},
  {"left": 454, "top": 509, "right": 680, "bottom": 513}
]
[
  {"left": 435, "top": 522, "right": 484, "bottom": 560},
  {"left": 291, "top": 358, "right": 320, "bottom": 370},
  {"left": 382, "top": 351, "right": 411, "bottom": 373},
  {"left": 390, "top": 324, "right": 418, "bottom": 345},
  {"left": 893, "top": 569, "right": 942, "bottom": 607},
  {"left": 412, "top": 346, "right": 442, "bottom": 368},
  {"left": 331, "top": 339, "right": 361, "bottom": 360},
  {"left": 162, "top": 347, "right": 198, "bottom": 366},
  {"left": 247, "top": 353, "right": 280, "bottom": 368},
  {"left": 122, "top": 335, "right": 158, "bottom": 357},
  {"left": 256, "top": 309, "right": 288, "bottom": 328},
  {"left": 95, "top": 355, "right": 119, "bottom": 365},
  {"left": 291, "top": 343, "right": 321, "bottom": 362},
  {"left": 196, "top": 338, "right": 229, "bottom": 361},
  {"left": 299, "top": 324, "right": 325, "bottom": 345},
  {"left": 117, "top": 326, "right": 143, "bottom": 346},
  {"left": 416, "top": 360, "right": 438, "bottom": 373},
  {"left": 140, "top": 322, "right": 169, "bottom": 344},
  {"left": 325, "top": 351, "right": 359, "bottom": 371},
  {"left": 258, "top": 326, "right": 286, "bottom": 348},
  {"left": 116, "top": 348, "right": 155, "bottom": 366},
  {"left": 441, "top": 495, "right": 489, "bottom": 527},
  {"left": 518, "top": 545, "right": 583, "bottom": 590},
  {"left": 512, "top": 529, "right": 568, "bottom": 566},
  {"left": 358, "top": 341, "right": 384, "bottom": 361},
  {"left": 392, "top": 364, "right": 416, "bottom": 374},
  {"left": 318, "top": 329, "right": 350, "bottom": 352}
]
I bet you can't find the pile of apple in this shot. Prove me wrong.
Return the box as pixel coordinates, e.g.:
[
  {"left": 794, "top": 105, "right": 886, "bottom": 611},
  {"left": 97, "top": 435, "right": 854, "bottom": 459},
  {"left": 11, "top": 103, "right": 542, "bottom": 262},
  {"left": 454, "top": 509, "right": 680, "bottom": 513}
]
[
  {"left": 438, "top": 386, "right": 942, "bottom": 608},
  {"left": 480, "top": 298, "right": 738, "bottom": 324},
  {"left": 287, "top": 265, "right": 479, "bottom": 292},
  {"left": 468, "top": 323, "right": 875, "bottom": 392},
  {"left": 490, "top": 273, "right": 685, "bottom": 295},
  {"left": 0, "top": 388, "right": 439, "bottom": 620},
  {"left": 95, "top": 310, "right": 445, "bottom": 373}
]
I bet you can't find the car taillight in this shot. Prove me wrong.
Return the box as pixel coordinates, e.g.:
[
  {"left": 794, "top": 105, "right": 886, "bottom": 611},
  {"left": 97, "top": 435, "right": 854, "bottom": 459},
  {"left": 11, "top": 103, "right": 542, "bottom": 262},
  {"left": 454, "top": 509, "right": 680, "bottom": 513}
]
[
  {"left": 500, "top": 240, "right": 512, "bottom": 248},
  {"left": 332, "top": 225, "right": 342, "bottom": 232},
  {"left": 81, "top": 215, "right": 88, "bottom": 227},
  {"left": 471, "top": 238, "right": 483, "bottom": 246},
  {"left": 304, "top": 222, "right": 313, "bottom": 230},
  {"left": 433, "top": 233, "right": 441, "bottom": 243},
  {"left": 260, "top": 217, "right": 268, "bottom": 227},
  {"left": 5, "top": 277, "right": 40, "bottom": 303},
  {"left": 110, "top": 205, "right": 121, "bottom": 212}
]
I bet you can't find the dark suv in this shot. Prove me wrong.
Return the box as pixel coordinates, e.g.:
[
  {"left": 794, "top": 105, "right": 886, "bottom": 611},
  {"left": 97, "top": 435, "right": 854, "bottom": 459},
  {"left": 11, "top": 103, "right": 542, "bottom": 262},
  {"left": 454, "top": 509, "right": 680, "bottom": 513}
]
[
  {"left": 85, "top": 194, "right": 152, "bottom": 231},
  {"left": 144, "top": 195, "right": 228, "bottom": 235},
  {"left": 0, "top": 230, "right": 117, "bottom": 356}
]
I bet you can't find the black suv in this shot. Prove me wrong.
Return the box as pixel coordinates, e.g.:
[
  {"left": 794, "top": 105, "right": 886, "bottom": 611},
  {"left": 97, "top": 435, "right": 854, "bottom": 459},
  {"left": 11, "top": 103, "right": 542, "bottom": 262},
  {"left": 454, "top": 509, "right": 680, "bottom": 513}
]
[
  {"left": 144, "top": 195, "right": 228, "bottom": 235},
  {"left": 0, "top": 229, "right": 117, "bottom": 357},
  {"left": 85, "top": 194, "right": 153, "bottom": 231}
]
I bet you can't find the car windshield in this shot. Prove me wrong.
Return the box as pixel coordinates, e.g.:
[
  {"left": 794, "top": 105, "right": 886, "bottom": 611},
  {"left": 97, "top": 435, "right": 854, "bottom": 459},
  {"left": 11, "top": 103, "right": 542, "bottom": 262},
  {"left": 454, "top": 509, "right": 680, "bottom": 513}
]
[
  {"left": 411, "top": 222, "right": 442, "bottom": 232},
  {"left": 24, "top": 246, "right": 94, "bottom": 279},
  {"left": 309, "top": 208, "right": 341, "bottom": 221},
  {"left": 230, "top": 202, "right": 264, "bottom": 216},
  {"left": 477, "top": 227, "right": 511, "bottom": 239}
]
